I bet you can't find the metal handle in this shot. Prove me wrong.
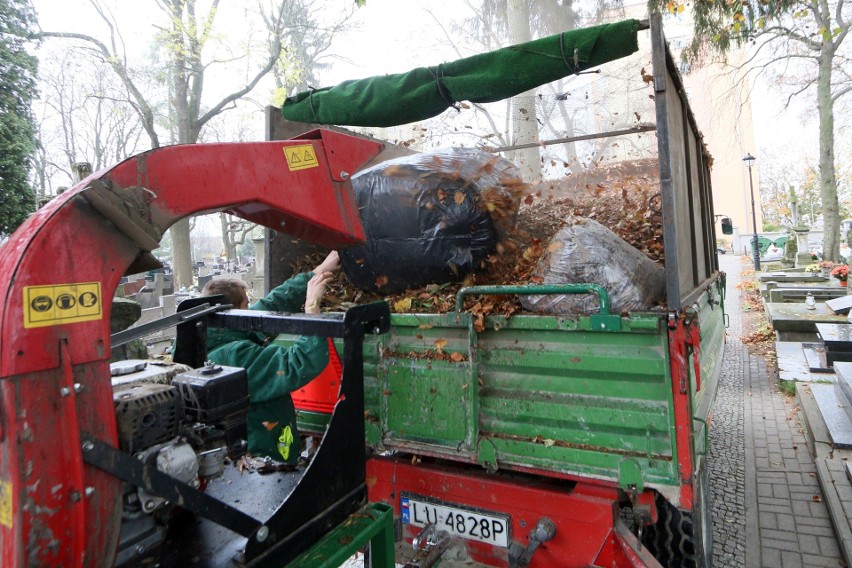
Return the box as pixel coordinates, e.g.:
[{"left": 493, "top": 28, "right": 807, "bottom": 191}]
[{"left": 454, "top": 284, "right": 612, "bottom": 315}]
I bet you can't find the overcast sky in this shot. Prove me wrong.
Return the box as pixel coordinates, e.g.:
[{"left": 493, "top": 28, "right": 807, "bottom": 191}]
[{"left": 30, "top": 0, "right": 842, "bottom": 186}]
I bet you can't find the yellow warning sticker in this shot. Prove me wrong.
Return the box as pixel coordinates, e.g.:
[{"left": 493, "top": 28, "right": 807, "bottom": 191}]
[
  {"left": 0, "top": 480, "right": 12, "bottom": 528},
  {"left": 284, "top": 144, "right": 319, "bottom": 171},
  {"left": 23, "top": 282, "right": 102, "bottom": 329}
]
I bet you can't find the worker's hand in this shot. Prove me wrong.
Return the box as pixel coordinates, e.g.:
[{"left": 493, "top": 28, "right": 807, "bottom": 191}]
[
  {"left": 305, "top": 271, "right": 334, "bottom": 314},
  {"left": 312, "top": 251, "right": 340, "bottom": 275}
]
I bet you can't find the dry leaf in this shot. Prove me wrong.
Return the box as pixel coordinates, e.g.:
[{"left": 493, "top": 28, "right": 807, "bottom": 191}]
[
  {"left": 454, "top": 191, "right": 466, "bottom": 205},
  {"left": 375, "top": 275, "right": 389, "bottom": 288},
  {"left": 450, "top": 352, "right": 464, "bottom": 362},
  {"left": 262, "top": 421, "right": 279, "bottom": 431},
  {"left": 434, "top": 339, "right": 448, "bottom": 353},
  {"left": 383, "top": 165, "right": 406, "bottom": 177},
  {"left": 393, "top": 297, "right": 412, "bottom": 312},
  {"left": 543, "top": 439, "right": 556, "bottom": 447}
]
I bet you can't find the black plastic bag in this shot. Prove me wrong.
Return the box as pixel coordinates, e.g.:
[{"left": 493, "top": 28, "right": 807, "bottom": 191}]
[{"left": 340, "top": 148, "right": 522, "bottom": 293}]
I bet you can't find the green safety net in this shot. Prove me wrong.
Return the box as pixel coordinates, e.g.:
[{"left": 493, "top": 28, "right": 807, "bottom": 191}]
[{"left": 282, "top": 18, "right": 641, "bottom": 127}]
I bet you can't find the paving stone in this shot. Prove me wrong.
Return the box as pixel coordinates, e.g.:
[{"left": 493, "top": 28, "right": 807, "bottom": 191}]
[
  {"left": 798, "top": 533, "right": 822, "bottom": 555},
  {"left": 795, "top": 523, "right": 835, "bottom": 537},
  {"left": 803, "top": 557, "right": 845, "bottom": 568},
  {"left": 818, "top": 536, "right": 841, "bottom": 556},
  {"left": 762, "top": 546, "right": 783, "bottom": 566},
  {"left": 760, "top": 511, "right": 779, "bottom": 529},
  {"left": 782, "top": 550, "right": 805, "bottom": 568},
  {"left": 764, "top": 537, "right": 807, "bottom": 552}
]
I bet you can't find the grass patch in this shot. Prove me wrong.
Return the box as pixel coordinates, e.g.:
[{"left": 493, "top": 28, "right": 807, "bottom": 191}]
[{"left": 778, "top": 379, "right": 797, "bottom": 397}]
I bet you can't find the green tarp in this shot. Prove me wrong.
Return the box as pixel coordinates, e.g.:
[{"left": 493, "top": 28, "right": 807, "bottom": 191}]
[{"left": 282, "top": 19, "right": 640, "bottom": 127}]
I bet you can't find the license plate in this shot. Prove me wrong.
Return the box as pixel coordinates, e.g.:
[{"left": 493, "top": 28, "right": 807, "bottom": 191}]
[{"left": 400, "top": 492, "right": 511, "bottom": 548}]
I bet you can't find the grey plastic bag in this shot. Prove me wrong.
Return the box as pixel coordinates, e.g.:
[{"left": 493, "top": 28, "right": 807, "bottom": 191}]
[{"left": 519, "top": 218, "right": 665, "bottom": 315}]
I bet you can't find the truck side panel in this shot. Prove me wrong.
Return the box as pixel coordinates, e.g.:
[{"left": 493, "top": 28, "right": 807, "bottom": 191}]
[{"left": 361, "top": 312, "right": 680, "bottom": 488}]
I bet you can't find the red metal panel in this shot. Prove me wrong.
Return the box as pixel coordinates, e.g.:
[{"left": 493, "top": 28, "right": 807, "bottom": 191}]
[
  {"left": 105, "top": 132, "right": 380, "bottom": 246},
  {"left": 366, "top": 456, "right": 657, "bottom": 567},
  {"left": 666, "top": 319, "right": 695, "bottom": 510},
  {"left": 0, "top": 131, "right": 383, "bottom": 567}
]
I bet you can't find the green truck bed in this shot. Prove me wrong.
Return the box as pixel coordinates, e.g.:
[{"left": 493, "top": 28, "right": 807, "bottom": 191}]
[{"left": 290, "top": 275, "right": 725, "bottom": 496}]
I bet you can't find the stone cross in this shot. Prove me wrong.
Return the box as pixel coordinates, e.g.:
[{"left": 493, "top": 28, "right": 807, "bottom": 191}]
[{"left": 790, "top": 186, "right": 800, "bottom": 227}]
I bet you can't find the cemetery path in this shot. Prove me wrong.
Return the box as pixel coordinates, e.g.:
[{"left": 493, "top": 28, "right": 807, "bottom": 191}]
[{"left": 714, "top": 255, "right": 843, "bottom": 568}]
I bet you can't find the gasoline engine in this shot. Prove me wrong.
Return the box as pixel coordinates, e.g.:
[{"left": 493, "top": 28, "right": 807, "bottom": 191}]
[{"left": 110, "top": 361, "right": 250, "bottom": 565}]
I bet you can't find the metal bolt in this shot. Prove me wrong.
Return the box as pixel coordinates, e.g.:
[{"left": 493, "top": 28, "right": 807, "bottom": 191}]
[
  {"left": 373, "top": 326, "right": 381, "bottom": 335},
  {"left": 81, "top": 441, "right": 94, "bottom": 452},
  {"left": 85, "top": 487, "right": 95, "bottom": 497},
  {"left": 256, "top": 526, "right": 269, "bottom": 542},
  {"left": 70, "top": 491, "right": 81, "bottom": 503},
  {"left": 340, "top": 171, "right": 350, "bottom": 179},
  {"left": 73, "top": 383, "right": 84, "bottom": 393},
  {"left": 60, "top": 387, "right": 72, "bottom": 397},
  {"left": 136, "top": 545, "right": 146, "bottom": 555}
]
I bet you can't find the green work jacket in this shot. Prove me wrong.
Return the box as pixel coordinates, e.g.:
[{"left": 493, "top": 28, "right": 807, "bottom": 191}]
[{"left": 205, "top": 272, "right": 329, "bottom": 463}]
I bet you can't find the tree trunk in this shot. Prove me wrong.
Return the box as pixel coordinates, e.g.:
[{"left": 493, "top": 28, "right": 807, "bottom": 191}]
[
  {"left": 170, "top": 218, "right": 193, "bottom": 290},
  {"left": 817, "top": 40, "right": 839, "bottom": 262},
  {"left": 507, "top": 0, "right": 541, "bottom": 183},
  {"left": 168, "top": 0, "right": 198, "bottom": 291}
]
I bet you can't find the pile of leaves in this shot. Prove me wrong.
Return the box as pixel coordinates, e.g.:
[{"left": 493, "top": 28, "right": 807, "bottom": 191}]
[
  {"left": 529, "top": 158, "right": 665, "bottom": 264},
  {"left": 735, "top": 269, "right": 765, "bottom": 313},
  {"left": 293, "top": 158, "right": 666, "bottom": 323}
]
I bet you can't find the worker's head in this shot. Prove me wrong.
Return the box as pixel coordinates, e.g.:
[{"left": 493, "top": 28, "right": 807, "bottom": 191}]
[{"left": 203, "top": 278, "right": 249, "bottom": 309}]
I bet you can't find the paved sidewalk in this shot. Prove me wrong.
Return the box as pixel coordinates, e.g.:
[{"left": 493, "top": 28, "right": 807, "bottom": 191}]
[{"left": 714, "top": 255, "right": 843, "bottom": 567}]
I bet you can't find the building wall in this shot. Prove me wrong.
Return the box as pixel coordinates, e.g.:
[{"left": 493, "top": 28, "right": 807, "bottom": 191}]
[{"left": 623, "top": 3, "right": 762, "bottom": 244}]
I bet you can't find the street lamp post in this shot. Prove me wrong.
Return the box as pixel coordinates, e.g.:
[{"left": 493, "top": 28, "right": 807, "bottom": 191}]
[{"left": 743, "top": 153, "right": 760, "bottom": 270}]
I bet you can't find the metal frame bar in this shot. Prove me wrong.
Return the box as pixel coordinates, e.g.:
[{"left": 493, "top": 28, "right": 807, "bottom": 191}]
[
  {"left": 110, "top": 302, "right": 228, "bottom": 348},
  {"left": 485, "top": 124, "right": 655, "bottom": 153},
  {"left": 80, "top": 435, "right": 265, "bottom": 539},
  {"left": 287, "top": 502, "right": 395, "bottom": 568},
  {"left": 243, "top": 301, "right": 390, "bottom": 566}
]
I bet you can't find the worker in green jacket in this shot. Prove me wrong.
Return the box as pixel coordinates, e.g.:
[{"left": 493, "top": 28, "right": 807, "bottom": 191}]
[{"left": 201, "top": 251, "right": 340, "bottom": 464}]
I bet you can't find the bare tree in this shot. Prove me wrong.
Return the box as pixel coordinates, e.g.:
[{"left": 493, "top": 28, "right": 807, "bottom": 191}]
[
  {"left": 40, "top": 0, "right": 355, "bottom": 289},
  {"left": 219, "top": 214, "right": 256, "bottom": 267},
  {"left": 33, "top": 45, "right": 146, "bottom": 196},
  {"left": 445, "top": 1, "right": 624, "bottom": 179},
  {"left": 651, "top": 0, "right": 851, "bottom": 262}
]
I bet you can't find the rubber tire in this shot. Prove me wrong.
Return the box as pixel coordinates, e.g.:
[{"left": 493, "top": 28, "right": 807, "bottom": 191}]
[{"left": 642, "top": 467, "right": 713, "bottom": 568}]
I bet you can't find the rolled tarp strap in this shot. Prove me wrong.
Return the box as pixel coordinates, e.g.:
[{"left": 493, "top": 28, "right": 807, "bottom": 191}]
[{"left": 454, "top": 284, "right": 611, "bottom": 315}]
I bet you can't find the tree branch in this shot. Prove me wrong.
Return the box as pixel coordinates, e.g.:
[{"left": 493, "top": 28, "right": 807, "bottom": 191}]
[
  {"left": 832, "top": 83, "right": 852, "bottom": 103},
  {"left": 197, "top": 3, "right": 284, "bottom": 127},
  {"left": 40, "top": 31, "right": 161, "bottom": 148}
]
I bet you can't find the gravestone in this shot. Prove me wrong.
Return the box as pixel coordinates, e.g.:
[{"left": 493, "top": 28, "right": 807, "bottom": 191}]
[
  {"left": 816, "top": 323, "right": 852, "bottom": 366},
  {"left": 826, "top": 295, "right": 852, "bottom": 315}
]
